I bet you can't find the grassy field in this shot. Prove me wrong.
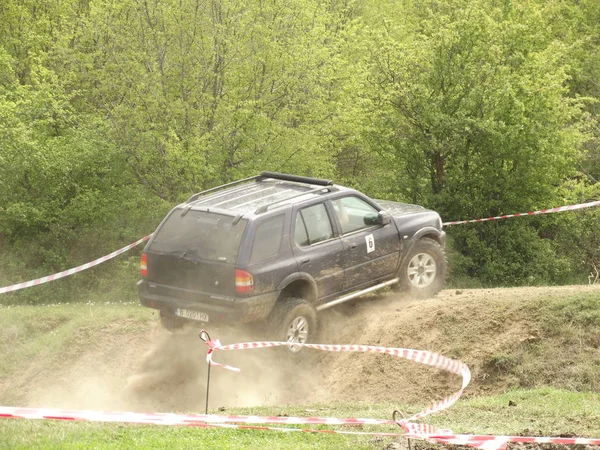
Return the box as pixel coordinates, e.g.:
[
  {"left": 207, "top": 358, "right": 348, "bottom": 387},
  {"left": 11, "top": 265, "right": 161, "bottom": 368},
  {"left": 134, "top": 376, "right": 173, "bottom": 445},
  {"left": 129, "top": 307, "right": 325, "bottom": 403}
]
[
  {"left": 1, "top": 287, "right": 600, "bottom": 449},
  {"left": 1, "top": 388, "right": 600, "bottom": 449}
]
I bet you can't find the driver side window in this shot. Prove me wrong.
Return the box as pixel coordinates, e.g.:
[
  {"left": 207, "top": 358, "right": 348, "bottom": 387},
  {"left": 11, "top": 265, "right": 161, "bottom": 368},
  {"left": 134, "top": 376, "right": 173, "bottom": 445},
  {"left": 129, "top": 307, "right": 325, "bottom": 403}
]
[{"left": 332, "top": 196, "right": 379, "bottom": 235}]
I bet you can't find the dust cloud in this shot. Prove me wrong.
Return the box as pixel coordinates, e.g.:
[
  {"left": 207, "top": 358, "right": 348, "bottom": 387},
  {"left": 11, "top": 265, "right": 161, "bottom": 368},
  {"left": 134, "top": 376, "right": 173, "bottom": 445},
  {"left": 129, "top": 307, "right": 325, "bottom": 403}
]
[
  {"left": 8, "top": 285, "right": 600, "bottom": 416},
  {"left": 21, "top": 322, "right": 326, "bottom": 413},
  {"left": 9, "top": 291, "right": 454, "bottom": 413},
  {"left": 125, "top": 326, "right": 323, "bottom": 412}
]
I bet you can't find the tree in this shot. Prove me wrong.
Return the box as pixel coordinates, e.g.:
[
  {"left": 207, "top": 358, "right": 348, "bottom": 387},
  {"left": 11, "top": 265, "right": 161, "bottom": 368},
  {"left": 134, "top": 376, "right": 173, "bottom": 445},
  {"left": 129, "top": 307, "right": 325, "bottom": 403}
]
[{"left": 363, "top": 0, "right": 589, "bottom": 284}]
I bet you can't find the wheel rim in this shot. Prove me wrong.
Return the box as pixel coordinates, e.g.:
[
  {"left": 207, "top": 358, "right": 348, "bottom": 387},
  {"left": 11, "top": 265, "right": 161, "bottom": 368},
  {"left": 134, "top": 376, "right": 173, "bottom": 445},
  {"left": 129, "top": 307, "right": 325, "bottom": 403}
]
[
  {"left": 407, "top": 252, "right": 437, "bottom": 288},
  {"left": 286, "top": 316, "right": 309, "bottom": 352}
]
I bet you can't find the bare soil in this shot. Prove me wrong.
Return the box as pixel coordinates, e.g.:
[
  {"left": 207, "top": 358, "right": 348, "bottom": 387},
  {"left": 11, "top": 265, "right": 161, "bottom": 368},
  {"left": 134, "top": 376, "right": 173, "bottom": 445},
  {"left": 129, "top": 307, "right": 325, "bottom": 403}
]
[{"left": 3, "top": 284, "right": 600, "bottom": 413}]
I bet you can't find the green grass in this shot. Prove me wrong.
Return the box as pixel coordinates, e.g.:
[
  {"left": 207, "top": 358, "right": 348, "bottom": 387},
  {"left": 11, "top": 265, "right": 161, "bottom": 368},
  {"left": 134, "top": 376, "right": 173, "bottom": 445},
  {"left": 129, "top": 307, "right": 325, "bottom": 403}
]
[
  {"left": 429, "top": 387, "right": 600, "bottom": 436},
  {"left": 0, "top": 420, "right": 377, "bottom": 450},
  {"left": 1, "top": 389, "right": 600, "bottom": 449}
]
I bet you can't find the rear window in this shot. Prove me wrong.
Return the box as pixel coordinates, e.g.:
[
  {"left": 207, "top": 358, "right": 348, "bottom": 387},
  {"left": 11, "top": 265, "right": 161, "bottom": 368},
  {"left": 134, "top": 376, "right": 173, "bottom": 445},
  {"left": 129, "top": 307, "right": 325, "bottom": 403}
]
[{"left": 149, "top": 210, "right": 247, "bottom": 263}]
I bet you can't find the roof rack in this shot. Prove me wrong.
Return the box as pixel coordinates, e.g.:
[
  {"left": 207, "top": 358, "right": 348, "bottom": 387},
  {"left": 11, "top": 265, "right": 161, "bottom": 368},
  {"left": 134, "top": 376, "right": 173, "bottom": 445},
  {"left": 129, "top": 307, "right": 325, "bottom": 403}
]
[
  {"left": 260, "top": 171, "right": 333, "bottom": 187},
  {"left": 255, "top": 186, "right": 334, "bottom": 214},
  {"left": 186, "top": 171, "right": 336, "bottom": 211},
  {"left": 186, "top": 175, "right": 262, "bottom": 202}
]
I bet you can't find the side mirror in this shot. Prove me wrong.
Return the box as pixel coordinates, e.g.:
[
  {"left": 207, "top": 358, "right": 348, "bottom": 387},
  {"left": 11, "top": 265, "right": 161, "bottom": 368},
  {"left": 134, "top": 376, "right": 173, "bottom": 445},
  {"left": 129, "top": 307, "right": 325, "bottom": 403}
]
[
  {"left": 363, "top": 211, "right": 391, "bottom": 226},
  {"left": 379, "top": 211, "right": 391, "bottom": 225}
]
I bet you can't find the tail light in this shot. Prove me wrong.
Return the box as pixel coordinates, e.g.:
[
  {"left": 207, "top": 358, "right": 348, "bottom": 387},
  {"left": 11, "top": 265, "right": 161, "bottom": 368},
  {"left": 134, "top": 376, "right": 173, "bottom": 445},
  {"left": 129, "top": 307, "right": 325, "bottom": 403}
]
[
  {"left": 235, "top": 269, "right": 254, "bottom": 293},
  {"left": 140, "top": 253, "right": 148, "bottom": 277}
]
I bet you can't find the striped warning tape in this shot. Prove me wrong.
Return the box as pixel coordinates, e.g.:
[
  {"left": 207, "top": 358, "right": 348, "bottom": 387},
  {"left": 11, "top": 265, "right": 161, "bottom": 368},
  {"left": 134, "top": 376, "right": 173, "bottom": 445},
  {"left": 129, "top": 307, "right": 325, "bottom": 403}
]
[
  {"left": 1, "top": 341, "right": 469, "bottom": 442},
  {"left": 2, "top": 338, "right": 600, "bottom": 449},
  {"left": 0, "top": 406, "right": 395, "bottom": 427},
  {"left": 0, "top": 235, "right": 152, "bottom": 295},
  {"left": 2, "top": 406, "right": 600, "bottom": 447},
  {"left": 405, "top": 429, "right": 600, "bottom": 449},
  {"left": 442, "top": 200, "right": 600, "bottom": 226},
  {"left": 201, "top": 339, "right": 470, "bottom": 427}
]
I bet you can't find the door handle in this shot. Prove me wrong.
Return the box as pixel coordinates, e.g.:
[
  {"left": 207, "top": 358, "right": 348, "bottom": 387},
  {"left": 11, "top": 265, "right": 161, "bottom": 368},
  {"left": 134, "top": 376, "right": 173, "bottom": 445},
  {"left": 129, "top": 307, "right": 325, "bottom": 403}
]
[
  {"left": 301, "top": 258, "right": 310, "bottom": 264},
  {"left": 349, "top": 243, "right": 357, "bottom": 249}
]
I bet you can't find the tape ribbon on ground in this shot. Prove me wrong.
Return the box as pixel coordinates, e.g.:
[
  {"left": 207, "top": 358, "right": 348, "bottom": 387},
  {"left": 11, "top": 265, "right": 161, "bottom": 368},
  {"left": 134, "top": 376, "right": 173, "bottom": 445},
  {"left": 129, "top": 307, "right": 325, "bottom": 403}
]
[{"left": 3, "top": 339, "right": 600, "bottom": 449}]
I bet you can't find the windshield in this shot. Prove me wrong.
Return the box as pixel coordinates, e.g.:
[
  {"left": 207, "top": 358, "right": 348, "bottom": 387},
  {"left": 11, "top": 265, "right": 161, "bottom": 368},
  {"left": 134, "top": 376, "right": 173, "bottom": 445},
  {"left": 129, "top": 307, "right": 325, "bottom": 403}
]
[{"left": 149, "top": 209, "right": 247, "bottom": 263}]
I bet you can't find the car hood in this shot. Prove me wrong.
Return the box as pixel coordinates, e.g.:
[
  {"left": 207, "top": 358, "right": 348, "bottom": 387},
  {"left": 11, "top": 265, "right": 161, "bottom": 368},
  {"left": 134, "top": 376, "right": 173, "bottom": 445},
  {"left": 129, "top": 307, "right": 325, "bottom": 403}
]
[{"left": 375, "top": 199, "right": 430, "bottom": 216}]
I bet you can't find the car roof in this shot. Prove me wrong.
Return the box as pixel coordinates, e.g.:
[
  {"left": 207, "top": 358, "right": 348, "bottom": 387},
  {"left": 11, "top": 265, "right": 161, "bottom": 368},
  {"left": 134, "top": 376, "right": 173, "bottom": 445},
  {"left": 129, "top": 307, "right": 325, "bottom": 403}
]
[{"left": 186, "top": 178, "right": 350, "bottom": 218}]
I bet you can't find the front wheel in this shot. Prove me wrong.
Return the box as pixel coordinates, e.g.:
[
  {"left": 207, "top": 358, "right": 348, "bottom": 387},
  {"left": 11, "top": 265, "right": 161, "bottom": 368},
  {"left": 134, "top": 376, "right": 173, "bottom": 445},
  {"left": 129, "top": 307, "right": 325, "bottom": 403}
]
[
  {"left": 267, "top": 297, "right": 317, "bottom": 354},
  {"left": 395, "top": 237, "right": 446, "bottom": 299}
]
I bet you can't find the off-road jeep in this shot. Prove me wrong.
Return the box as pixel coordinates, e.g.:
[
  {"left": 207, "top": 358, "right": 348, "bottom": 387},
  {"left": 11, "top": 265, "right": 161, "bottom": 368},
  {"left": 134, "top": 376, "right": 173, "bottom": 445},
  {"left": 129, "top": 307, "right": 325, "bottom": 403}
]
[{"left": 138, "top": 172, "right": 446, "bottom": 351}]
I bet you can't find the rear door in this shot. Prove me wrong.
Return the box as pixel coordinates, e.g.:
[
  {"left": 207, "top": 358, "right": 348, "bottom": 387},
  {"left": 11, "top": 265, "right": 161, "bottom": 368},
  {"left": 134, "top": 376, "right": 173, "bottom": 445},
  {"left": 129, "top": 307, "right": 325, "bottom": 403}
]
[
  {"left": 331, "top": 195, "right": 400, "bottom": 291},
  {"left": 292, "top": 202, "right": 345, "bottom": 301}
]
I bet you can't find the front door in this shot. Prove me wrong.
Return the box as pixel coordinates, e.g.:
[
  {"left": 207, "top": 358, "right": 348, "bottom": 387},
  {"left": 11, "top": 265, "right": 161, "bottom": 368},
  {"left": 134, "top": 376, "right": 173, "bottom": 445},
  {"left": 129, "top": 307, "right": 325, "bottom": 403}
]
[
  {"left": 331, "top": 195, "right": 400, "bottom": 291},
  {"left": 292, "top": 202, "right": 345, "bottom": 301}
]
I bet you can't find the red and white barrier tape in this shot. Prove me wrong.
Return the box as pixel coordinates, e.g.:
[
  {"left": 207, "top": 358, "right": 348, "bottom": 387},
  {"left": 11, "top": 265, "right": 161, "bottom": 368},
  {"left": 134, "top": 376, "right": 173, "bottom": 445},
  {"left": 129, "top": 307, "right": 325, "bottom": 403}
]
[
  {"left": 203, "top": 336, "right": 241, "bottom": 372},
  {"left": 2, "top": 339, "right": 600, "bottom": 449},
  {"left": 0, "top": 235, "right": 152, "bottom": 295},
  {"left": 201, "top": 340, "right": 470, "bottom": 426},
  {"left": 0, "top": 406, "right": 395, "bottom": 427},
  {"left": 1, "top": 341, "right": 467, "bottom": 441},
  {"left": 3, "top": 406, "right": 600, "bottom": 447},
  {"left": 443, "top": 200, "right": 600, "bottom": 227},
  {"left": 407, "top": 431, "right": 600, "bottom": 449}
]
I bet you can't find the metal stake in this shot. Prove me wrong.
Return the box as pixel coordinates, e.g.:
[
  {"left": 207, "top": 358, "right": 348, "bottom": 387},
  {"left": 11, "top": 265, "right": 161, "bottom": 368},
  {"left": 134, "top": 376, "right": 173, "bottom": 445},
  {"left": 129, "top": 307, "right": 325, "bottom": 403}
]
[
  {"left": 205, "top": 362, "right": 211, "bottom": 414},
  {"left": 199, "top": 330, "right": 212, "bottom": 415}
]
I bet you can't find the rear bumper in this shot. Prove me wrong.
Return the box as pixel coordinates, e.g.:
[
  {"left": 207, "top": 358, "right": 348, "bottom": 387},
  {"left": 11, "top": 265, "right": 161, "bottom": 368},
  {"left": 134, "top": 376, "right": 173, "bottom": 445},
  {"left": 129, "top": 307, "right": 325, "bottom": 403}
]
[{"left": 137, "top": 280, "right": 279, "bottom": 324}]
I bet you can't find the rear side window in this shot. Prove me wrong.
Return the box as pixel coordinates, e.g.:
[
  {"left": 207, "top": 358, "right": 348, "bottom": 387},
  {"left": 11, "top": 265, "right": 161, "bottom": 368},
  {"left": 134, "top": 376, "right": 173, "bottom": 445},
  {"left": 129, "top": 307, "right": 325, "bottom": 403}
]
[
  {"left": 295, "top": 203, "right": 333, "bottom": 246},
  {"left": 250, "top": 215, "right": 285, "bottom": 262},
  {"left": 149, "top": 210, "right": 247, "bottom": 263}
]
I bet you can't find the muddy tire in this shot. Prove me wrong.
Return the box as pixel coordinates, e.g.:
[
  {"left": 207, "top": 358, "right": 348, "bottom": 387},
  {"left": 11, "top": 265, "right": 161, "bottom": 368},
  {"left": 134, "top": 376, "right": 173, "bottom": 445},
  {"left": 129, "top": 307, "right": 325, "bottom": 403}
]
[
  {"left": 160, "top": 311, "right": 187, "bottom": 332},
  {"left": 267, "top": 297, "right": 317, "bottom": 355},
  {"left": 395, "top": 237, "right": 446, "bottom": 299}
]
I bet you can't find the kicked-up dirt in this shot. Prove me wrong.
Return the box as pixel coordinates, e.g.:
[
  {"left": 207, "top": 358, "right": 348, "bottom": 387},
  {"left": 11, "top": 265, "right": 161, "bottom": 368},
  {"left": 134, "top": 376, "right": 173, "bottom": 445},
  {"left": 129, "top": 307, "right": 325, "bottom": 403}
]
[{"left": 3, "top": 284, "right": 599, "bottom": 415}]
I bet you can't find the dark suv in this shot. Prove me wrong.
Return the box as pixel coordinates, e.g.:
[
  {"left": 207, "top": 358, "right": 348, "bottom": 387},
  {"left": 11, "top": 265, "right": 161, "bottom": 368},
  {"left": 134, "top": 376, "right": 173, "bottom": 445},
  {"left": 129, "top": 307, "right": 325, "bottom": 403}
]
[{"left": 138, "top": 172, "right": 446, "bottom": 351}]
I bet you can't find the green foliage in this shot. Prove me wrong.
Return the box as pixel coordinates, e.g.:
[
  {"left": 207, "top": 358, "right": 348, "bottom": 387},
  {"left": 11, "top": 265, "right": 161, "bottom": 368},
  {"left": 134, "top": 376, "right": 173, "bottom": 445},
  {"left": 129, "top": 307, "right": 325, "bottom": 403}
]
[
  {"left": 0, "top": 0, "right": 599, "bottom": 300},
  {"left": 73, "top": 0, "right": 355, "bottom": 197},
  {"left": 358, "top": 0, "right": 596, "bottom": 286}
]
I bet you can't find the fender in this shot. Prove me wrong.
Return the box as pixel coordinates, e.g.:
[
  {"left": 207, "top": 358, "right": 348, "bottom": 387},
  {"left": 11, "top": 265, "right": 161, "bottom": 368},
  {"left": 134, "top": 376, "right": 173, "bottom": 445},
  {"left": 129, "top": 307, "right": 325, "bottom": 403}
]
[
  {"left": 399, "top": 227, "right": 446, "bottom": 266},
  {"left": 412, "top": 226, "right": 444, "bottom": 242},
  {"left": 276, "top": 272, "right": 318, "bottom": 303}
]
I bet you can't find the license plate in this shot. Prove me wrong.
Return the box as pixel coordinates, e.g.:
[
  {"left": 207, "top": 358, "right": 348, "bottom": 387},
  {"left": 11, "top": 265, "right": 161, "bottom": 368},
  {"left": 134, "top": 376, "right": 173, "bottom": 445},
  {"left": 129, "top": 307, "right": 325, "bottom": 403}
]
[{"left": 175, "top": 308, "right": 209, "bottom": 322}]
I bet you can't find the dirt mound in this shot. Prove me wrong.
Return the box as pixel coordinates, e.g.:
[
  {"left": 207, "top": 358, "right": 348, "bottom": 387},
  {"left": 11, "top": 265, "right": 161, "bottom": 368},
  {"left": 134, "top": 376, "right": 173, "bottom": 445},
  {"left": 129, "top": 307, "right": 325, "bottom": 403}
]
[
  {"left": 313, "top": 284, "right": 600, "bottom": 405},
  {"left": 3, "top": 284, "right": 599, "bottom": 412}
]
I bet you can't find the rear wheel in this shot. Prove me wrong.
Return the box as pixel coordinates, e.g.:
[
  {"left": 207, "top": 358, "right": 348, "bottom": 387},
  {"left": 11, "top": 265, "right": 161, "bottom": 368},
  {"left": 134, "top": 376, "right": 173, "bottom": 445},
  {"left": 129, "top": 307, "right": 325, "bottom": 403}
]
[
  {"left": 267, "top": 297, "right": 317, "bottom": 354},
  {"left": 395, "top": 237, "right": 446, "bottom": 299}
]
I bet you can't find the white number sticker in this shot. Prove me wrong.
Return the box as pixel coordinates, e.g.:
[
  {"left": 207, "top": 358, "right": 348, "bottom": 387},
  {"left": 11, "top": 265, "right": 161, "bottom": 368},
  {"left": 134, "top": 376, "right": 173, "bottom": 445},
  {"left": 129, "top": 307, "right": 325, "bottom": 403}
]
[{"left": 365, "top": 234, "right": 375, "bottom": 253}]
